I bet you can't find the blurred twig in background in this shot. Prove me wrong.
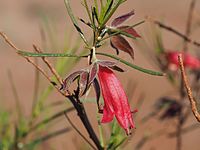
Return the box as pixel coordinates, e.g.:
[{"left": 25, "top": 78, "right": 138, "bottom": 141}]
[
  {"left": 153, "top": 21, "right": 200, "bottom": 48},
  {"left": 178, "top": 54, "right": 200, "bottom": 122}
]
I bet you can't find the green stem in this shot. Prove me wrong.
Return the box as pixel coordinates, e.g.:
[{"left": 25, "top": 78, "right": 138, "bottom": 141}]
[
  {"left": 96, "top": 52, "right": 165, "bottom": 76},
  {"left": 130, "top": 20, "right": 146, "bottom": 28},
  {"left": 97, "top": 115, "right": 105, "bottom": 147}
]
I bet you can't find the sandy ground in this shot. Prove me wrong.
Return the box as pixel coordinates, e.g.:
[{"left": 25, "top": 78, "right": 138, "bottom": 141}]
[{"left": 0, "top": 0, "right": 200, "bottom": 150}]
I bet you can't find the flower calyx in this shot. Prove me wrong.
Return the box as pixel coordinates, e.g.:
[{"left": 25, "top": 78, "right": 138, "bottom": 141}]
[{"left": 61, "top": 69, "right": 90, "bottom": 97}]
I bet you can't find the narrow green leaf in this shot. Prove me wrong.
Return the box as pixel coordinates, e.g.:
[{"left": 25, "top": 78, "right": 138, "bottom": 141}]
[
  {"left": 151, "top": 22, "right": 165, "bottom": 53},
  {"left": 107, "top": 119, "right": 125, "bottom": 149},
  {"left": 116, "top": 23, "right": 144, "bottom": 39},
  {"left": 101, "top": 20, "right": 145, "bottom": 41},
  {"left": 17, "top": 50, "right": 87, "bottom": 58},
  {"left": 93, "top": 7, "right": 100, "bottom": 24},
  {"left": 83, "top": 0, "right": 92, "bottom": 22},
  {"left": 113, "top": 137, "right": 127, "bottom": 149},
  {"left": 96, "top": 52, "right": 165, "bottom": 76},
  {"left": 18, "top": 50, "right": 164, "bottom": 76},
  {"left": 94, "top": 0, "right": 99, "bottom": 16},
  {"left": 104, "top": 29, "right": 136, "bottom": 41},
  {"left": 91, "top": 7, "right": 97, "bottom": 28},
  {"left": 99, "top": 1, "right": 106, "bottom": 23},
  {"left": 64, "top": 0, "right": 89, "bottom": 46},
  {"left": 79, "top": 18, "right": 93, "bottom": 28},
  {"left": 104, "top": 0, "right": 114, "bottom": 19},
  {"left": 155, "top": 29, "right": 165, "bottom": 53}
]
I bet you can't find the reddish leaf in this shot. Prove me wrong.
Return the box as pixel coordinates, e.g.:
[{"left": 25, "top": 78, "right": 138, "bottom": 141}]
[
  {"left": 109, "top": 65, "right": 125, "bottom": 72},
  {"left": 111, "top": 10, "right": 134, "bottom": 27},
  {"left": 88, "top": 62, "right": 99, "bottom": 85},
  {"left": 98, "top": 60, "right": 125, "bottom": 72},
  {"left": 98, "top": 60, "right": 116, "bottom": 67},
  {"left": 62, "top": 70, "right": 83, "bottom": 91},
  {"left": 110, "top": 35, "right": 134, "bottom": 60},
  {"left": 110, "top": 39, "right": 119, "bottom": 55},
  {"left": 79, "top": 71, "right": 89, "bottom": 96},
  {"left": 118, "top": 26, "right": 141, "bottom": 38}
]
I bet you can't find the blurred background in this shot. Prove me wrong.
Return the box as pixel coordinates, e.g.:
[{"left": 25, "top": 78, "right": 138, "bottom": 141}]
[{"left": 0, "top": 0, "right": 200, "bottom": 150}]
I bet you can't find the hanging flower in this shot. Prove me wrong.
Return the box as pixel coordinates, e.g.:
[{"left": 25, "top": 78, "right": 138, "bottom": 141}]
[
  {"left": 166, "top": 51, "right": 200, "bottom": 71},
  {"left": 97, "top": 63, "right": 135, "bottom": 135},
  {"left": 62, "top": 59, "right": 135, "bottom": 134}
]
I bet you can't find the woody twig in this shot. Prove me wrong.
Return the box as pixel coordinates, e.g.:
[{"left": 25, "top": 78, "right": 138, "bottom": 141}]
[
  {"left": 178, "top": 54, "right": 200, "bottom": 122},
  {"left": 153, "top": 21, "right": 200, "bottom": 48}
]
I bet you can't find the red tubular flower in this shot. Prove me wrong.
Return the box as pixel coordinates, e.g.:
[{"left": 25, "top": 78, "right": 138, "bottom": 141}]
[
  {"left": 166, "top": 51, "right": 200, "bottom": 71},
  {"left": 97, "top": 65, "right": 135, "bottom": 135}
]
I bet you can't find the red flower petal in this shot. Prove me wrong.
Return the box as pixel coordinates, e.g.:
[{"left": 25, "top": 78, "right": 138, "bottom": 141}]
[
  {"left": 98, "top": 65, "right": 135, "bottom": 134},
  {"left": 101, "top": 102, "right": 115, "bottom": 123},
  {"left": 166, "top": 51, "right": 200, "bottom": 70},
  {"left": 184, "top": 53, "right": 200, "bottom": 69}
]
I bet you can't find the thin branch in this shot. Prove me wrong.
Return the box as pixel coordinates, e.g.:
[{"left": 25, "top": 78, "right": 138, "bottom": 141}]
[
  {"left": 178, "top": 54, "right": 200, "bottom": 122},
  {"left": 0, "top": 32, "right": 69, "bottom": 97},
  {"left": 0, "top": 32, "right": 19, "bottom": 50},
  {"left": 33, "top": 44, "right": 63, "bottom": 85},
  {"left": 64, "top": 111, "right": 97, "bottom": 150},
  {"left": 0, "top": 32, "right": 102, "bottom": 150},
  {"left": 183, "top": 0, "right": 196, "bottom": 51},
  {"left": 179, "top": 1, "right": 196, "bottom": 147},
  {"left": 67, "top": 95, "right": 103, "bottom": 150},
  {"left": 153, "top": 21, "right": 200, "bottom": 47}
]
